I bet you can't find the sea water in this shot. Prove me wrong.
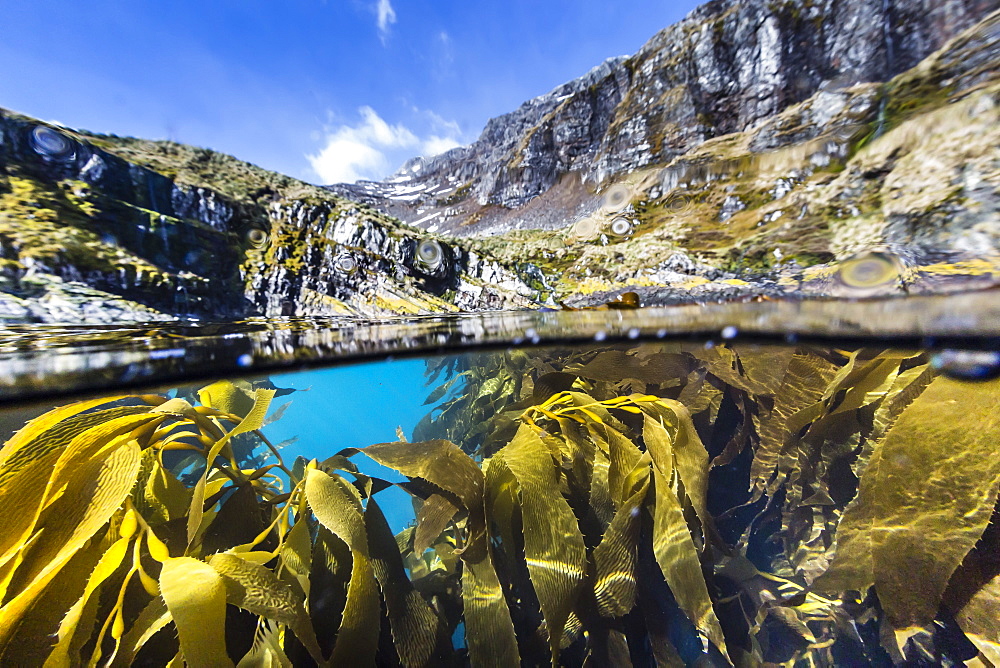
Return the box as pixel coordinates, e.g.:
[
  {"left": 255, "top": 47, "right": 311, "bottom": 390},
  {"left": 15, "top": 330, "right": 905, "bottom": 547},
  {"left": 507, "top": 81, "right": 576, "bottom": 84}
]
[{"left": 1, "top": 320, "right": 999, "bottom": 666}]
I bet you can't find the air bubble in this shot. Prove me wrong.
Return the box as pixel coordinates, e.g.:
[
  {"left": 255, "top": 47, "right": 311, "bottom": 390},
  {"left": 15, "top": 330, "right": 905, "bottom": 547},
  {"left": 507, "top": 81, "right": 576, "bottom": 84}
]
[
  {"left": 627, "top": 327, "right": 640, "bottom": 339},
  {"left": 930, "top": 350, "right": 1000, "bottom": 381},
  {"left": 246, "top": 228, "right": 269, "bottom": 248},
  {"left": 836, "top": 251, "right": 900, "bottom": 290},
  {"left": 237, "top": 353, "right": 253, "bottom": 368},
  {"left": 601, "top": 183, "right": 632, "bottom": 212},
  {"left": 609, "top": 217, "right": 633, "bottom": 237},
  {"left": 416, "top": 239, "right": 444, "bottom": 271},
  {"left": 721, "top": 326, "right": 738, "bottom": 339},
  {"left": 594, "top": 331, "right": 607, "bottom": 342},
  {"left": 335, "top": 253, "right": 357, "bottom": 274},
  {"left": 571, "top": 217, "right": 599, "bottom": 240},
  {"left": 29, "top": 125, "right": 76, "bottom": 161},
  {"left": 525, "top": 328, "right": 540, "bottom": 344}
]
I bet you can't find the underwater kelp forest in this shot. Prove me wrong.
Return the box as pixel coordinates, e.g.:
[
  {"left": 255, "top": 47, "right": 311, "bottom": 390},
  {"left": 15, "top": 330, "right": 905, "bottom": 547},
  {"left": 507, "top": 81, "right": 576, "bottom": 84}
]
[{"left": 0, "top": 342, "right": 998, "bottom": 666}]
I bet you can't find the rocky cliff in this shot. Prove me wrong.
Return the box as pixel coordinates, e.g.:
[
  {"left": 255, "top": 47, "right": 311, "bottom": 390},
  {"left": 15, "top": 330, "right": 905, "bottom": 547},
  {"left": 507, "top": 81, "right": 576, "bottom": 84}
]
[
  {"left": 0, "top": 111, "right": 540, "bottom": 323},
  {"left": 333, "top": 0, "right": 996, "bottom": 238}
]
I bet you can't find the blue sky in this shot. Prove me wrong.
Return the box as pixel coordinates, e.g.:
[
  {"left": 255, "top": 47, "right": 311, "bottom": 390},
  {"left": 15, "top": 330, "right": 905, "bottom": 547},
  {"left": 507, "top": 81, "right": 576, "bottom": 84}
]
[{"left": 0, "top": 1, "right": 698, "bottom": 185}]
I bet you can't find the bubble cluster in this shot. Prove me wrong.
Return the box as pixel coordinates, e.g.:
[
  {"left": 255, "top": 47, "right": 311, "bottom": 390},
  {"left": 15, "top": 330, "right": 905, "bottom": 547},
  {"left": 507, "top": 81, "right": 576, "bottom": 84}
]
[{"left": 29, "top": 126, "right": 76, "bottom": 161}]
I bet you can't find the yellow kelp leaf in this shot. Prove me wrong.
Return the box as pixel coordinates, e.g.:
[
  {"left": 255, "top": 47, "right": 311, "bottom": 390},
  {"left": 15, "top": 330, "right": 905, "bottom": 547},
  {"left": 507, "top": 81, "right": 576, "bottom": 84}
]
[
  {"left": 752, "top": 353, "right": 839, "bottom": 493},
  {"left": 366, "top": 498, "right": 446, "bottom": 667},
  {"left": 184, "top": 387, "right": 273, "bottom": 545},
  {"left": 0, "top": 397, "right": 136, "bottom": 474},
  {"left": 0, "top": 411, "right": 157, "bottom": 571},
  {"left": 593, "top": 476, "right": 649, "bottom": 617},
  {"left": 957, "top": 572, "right": 1000, "bottom": 666},
  {"left": 305, "top": 467, "right": 366, "bottom": 552},
  {"left": 207, "top": 552, "right": 305, "bottom": 625},
  {"left": 110, "top": 595, "right": 171, "bottom": 668},
  {"left": 207, "top": 553, "right": 324, "bottom": 665},
  {"left": 826, "top": 354, "right": 907, "bottom": 416},
  {"left": 144, "top": 456, "right": 191, "bottom": 524},
  {"left": 499, "top": 424, "right": 587, "bottom": 664},
  {"left": 158, "top": 557, "right": 233, "bottom": 668},
  {"left": 278, "top": 517, "right": 313, "bottom": 600},
  {"left": 236, "top": 620, "right": 293, "bottom": 668},
  {"left": 462, "top": 457, "right": 520, "bottom": 667},
  {"left": 816, "top": 376, "right": 1000, "bottom": 631},
  {"left": 0, "top": 433, "right": 145, "bottom": 647},
  {"left": 414, "top": 494, "right": 460, "bottom": 555},
  {"left": 589, "top": 444, "right": 615, "bottom": 528},
  {"left": 304, "top": 467, "right": 379, "bottom": 665},
  {"left": 198, "top": 380, "right": 255, "bottom": 418},
  {"left": 45, "top": 536, "right": 131, "bottom": 667},
  {"left": 650, "top": 465, "right": 728, "bottom": 659}
]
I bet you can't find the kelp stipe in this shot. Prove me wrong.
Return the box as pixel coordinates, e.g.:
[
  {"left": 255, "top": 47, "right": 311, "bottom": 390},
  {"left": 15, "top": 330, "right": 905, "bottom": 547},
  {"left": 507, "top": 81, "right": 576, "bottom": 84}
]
[{"left": 1, "top": 343, "right": 1000, "bottom": 665}]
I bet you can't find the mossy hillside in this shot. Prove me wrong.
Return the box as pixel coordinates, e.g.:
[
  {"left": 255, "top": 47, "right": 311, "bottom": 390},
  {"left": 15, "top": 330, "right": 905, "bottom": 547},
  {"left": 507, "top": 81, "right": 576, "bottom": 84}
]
[{"left": 0, "top": 172, "right": 247, "bottom": 316}]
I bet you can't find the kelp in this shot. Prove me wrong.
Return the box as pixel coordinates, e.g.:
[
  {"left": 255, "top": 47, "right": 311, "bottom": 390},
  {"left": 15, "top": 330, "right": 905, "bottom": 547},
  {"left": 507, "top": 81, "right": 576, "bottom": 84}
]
[{"left": 0, "top": 342, "right": 998, "bottom": 665}]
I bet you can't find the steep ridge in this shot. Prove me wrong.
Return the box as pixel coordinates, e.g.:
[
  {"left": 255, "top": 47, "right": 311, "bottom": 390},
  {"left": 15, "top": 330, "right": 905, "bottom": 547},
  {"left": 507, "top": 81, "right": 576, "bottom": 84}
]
[
  {"left": 331, "top": 0, "right": 995, "bottom": 237},
  {"left": 0, "top": 0, "right": 997, "bottom": 323}
]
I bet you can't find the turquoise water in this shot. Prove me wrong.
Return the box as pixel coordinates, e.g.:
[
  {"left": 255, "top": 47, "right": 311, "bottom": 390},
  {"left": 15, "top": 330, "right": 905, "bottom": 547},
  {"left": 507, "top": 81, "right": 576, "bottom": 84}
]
[{"left": 266, "top": 358, "right": 433, "bottom": 533}]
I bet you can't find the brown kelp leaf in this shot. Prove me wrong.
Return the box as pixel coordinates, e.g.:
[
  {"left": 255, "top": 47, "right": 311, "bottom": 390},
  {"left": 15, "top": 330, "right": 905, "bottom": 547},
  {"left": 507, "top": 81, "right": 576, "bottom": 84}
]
[
  {"left": 731, "top": 346, "right": 795, "bottom": 396},
  {"left": 304, "top": 466, "right": 379, "bottom": 665},
  {"left": 363, "top": 440, "right": 483, "bottom": 515},
  {"left": 592, "top": 476, "right": 649, "bottom": 617},
  {"left": 650, "top": 465, "right": 728, "bottom": 659},
  {"left": 207, "top": 553, "right": 323, "bottom": 665},
  {"left": 751, "top": 353, "right": 839, "bottom": 493},
  {"left": 366, "top": 498, "right": 446, "bottom": 667},
  {"left": 817, "top": 376, "right": 1000, "bottom": 631},
  {"left": 570, "top": 350, "right": 683, "bottom": 386},
  {"left": 592, "top": 423, "right": 643, "bottom": 508},
  {"left": 641, "top": 402, "right": 711, "bottom": 530},
  {"left": 499, "top": 424, "right": 587, "bottom": 663},
  {"left": 414, "top": 494, "right": 460, "bottom": 555},
  {"left": 159, "top": 556, "right": 233, "bottom": 667}
]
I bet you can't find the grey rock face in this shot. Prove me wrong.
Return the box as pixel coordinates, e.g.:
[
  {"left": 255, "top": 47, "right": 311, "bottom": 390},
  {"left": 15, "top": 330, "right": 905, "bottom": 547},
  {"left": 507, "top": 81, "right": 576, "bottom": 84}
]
[{"left": 333, "top": 0, "right": 994, "bottom": 236}]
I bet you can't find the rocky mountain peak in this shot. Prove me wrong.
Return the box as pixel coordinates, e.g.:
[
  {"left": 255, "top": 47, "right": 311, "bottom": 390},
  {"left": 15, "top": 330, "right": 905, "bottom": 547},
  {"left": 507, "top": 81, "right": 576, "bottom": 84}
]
[{"left": 331, "top": 0, "right": 994, "bottom": 237}]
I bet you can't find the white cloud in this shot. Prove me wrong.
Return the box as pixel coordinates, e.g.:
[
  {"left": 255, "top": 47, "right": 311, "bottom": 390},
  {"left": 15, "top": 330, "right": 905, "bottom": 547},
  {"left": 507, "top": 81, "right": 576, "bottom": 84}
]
[
  {"left": 307, "top": 106, "right": 464, "bottom": 184},
  {"left": 375, "top": 0, "right": 396, "bottom": 43},
  {"left": 422, "top": 135, "right": 462, "bottom": 156}
]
